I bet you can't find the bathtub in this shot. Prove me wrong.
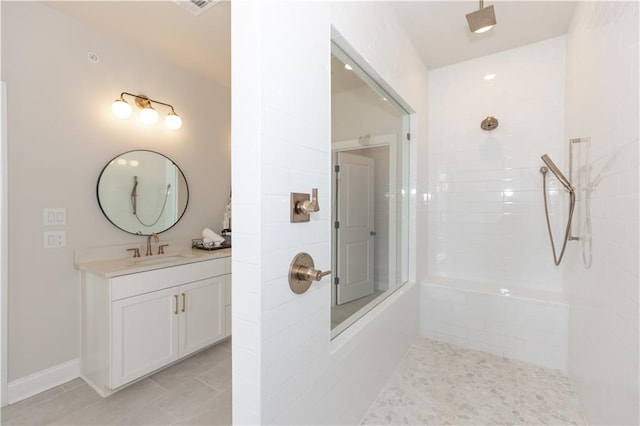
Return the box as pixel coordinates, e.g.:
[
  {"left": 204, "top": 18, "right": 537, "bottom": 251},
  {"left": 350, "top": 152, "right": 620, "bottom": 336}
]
[{"left": 420, "top": 276, "right": 568, "bottom": 372}]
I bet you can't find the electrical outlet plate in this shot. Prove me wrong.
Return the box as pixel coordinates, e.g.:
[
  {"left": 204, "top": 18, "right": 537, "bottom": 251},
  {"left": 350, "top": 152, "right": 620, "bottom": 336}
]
[{"left": 44, "top": 231, "right": 66, "bottom": 248}]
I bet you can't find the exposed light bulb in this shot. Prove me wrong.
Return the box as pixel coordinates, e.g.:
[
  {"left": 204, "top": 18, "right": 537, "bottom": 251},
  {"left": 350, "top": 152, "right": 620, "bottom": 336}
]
[
  {"left": 344, "top": 63, "right": 353, "bottom": 71},
  {"left": 139, "top": 106, "right": 159, "bottom": 124},
  {"left": 112, "top": 98, "right": 132, "bottom": 119},
  {"left": 165, "top": 112, "right": 182, "bottom": 130}
]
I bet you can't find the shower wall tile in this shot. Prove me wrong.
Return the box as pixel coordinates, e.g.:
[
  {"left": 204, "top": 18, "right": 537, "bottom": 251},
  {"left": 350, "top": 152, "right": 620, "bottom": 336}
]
[
  {"left": 420, "top": 283, "right": 569, "bottom": 371},
  {"left": 564, "top": 1, "right": 639, "bottom": 424},
  {"left": 426, "top": 36, "right": 567, "bottom": 292},
  {"left": 232, "top": 2, "right": 426, "bottom": 424}
]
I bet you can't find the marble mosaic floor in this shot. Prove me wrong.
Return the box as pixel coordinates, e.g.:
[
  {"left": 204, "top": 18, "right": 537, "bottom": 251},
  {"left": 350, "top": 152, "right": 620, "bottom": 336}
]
[{"left": 362, "top": 337, "right": 586, "bottom": 425}]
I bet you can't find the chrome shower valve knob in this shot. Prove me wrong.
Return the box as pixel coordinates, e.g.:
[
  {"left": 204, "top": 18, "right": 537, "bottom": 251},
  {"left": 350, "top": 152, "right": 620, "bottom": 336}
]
[{"left": 288, "top": 252, "right": 331, "bottom": 294}]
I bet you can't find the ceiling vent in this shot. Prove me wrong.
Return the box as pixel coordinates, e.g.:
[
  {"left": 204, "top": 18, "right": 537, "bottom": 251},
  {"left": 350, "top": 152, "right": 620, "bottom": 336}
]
[{"left": 173, "top": 0, "right": 219, "bottom": 15}]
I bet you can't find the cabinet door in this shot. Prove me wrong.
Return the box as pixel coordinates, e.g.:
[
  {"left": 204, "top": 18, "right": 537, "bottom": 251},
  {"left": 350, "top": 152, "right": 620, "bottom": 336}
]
[
  {"left": 111, "top": 287, "right": 179, "bottom": 388},
  {"left": 179, "top": 276, "right": 226, "bottom": 357}
]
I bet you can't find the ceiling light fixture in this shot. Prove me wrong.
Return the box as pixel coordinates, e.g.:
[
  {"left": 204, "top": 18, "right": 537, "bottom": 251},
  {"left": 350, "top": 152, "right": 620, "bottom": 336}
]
[
  {"left": 344, "top": 63, "right": 353, "bottom": 71},
  {"left": 466, "top": 0, "right": 496, "bottom": 34},
  {"left": 112, "top": 92, "right": 182, "bottom": 130}
]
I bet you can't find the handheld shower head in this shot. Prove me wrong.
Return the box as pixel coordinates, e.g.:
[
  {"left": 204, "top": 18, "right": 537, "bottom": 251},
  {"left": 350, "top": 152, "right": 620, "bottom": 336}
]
[
  {"left": 131, "top": 176, "right": 139, "bottom": 215},
  {"left": 541, "top": 154, "right": 573, "bottom": 193}
]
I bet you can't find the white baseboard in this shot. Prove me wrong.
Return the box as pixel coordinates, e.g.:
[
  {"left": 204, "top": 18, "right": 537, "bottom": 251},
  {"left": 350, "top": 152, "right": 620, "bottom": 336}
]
[{"left": 7, "top": 358, "right": 80, "bottom": 405}]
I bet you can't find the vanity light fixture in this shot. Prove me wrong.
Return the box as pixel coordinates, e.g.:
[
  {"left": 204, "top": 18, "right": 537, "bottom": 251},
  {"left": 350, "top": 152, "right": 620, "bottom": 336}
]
[
  {"left": 466, "top": 0, "right": 496, "bottom": 34},
  {"left": 112, "top": 92, "right": 182, "bottom": 130}
]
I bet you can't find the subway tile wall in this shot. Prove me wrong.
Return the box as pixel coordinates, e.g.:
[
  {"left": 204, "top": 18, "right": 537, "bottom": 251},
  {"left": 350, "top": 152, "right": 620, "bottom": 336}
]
[
  {"left": 564, "top": 1, "right": 639, "bottom": 424},
  {"left": 426, "top": 37, "right": 567, "bottom": 292},
  {"left": 420, "top": 283, "right": 568, "bottom": 371},
  {"left": 231, "top": 2, "right": 427, "bottom": 424}
]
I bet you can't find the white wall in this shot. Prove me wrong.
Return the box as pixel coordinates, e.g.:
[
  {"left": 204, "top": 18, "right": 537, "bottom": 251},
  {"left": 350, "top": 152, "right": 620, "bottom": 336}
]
[
  {"left": 2, "top": 2, "right": 230, "bottom": 383},
  {"left": 0, "top": 0, "right": 6, "bottom": 404},
  {"left": 426, "top": 37, "right": 566, "bottom": 292},
  {"left": 564, "top": 1, "right": 639, "bottom": 424},
  {"left": 420, "top": 281, "right": 569, "bottom": 371},
  {"left": 231, "top": 1, "right": 427, "bottom": 423}
]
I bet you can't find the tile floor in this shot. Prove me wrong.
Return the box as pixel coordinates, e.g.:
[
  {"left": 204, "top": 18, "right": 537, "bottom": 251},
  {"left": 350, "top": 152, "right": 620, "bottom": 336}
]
[
  {"left": 2, "top": 337, "right": 587, "bottom": 426},
  {"left": 1, "top": 339, "right": 231, "bottom": 426},
  {"left": 362, "top": 337, "right": 586, "bottom": 425}
]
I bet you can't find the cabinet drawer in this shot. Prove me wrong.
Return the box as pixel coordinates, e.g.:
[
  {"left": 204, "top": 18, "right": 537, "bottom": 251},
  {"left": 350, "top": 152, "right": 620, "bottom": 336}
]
[{"left": 111, "top": 258, "right": 227, "bottom": 301}]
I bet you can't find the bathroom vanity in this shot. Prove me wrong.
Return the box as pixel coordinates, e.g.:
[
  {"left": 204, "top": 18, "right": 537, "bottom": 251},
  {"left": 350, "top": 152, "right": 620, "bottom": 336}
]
[{"left": 76, "top": 248, "right": 231, "bottom": 397}]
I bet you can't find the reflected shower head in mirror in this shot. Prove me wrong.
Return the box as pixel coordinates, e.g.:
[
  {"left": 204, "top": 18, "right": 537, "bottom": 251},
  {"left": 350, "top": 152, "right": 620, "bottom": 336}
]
[{"left": 540, "top": 154, "right": 573, "bottom": 193}]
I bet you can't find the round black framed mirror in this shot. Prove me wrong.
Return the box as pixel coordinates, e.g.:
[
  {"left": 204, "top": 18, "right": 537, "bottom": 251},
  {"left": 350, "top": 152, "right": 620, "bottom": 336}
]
[{"left": 97, "top": 150, "right": 189, "bottom": 235}]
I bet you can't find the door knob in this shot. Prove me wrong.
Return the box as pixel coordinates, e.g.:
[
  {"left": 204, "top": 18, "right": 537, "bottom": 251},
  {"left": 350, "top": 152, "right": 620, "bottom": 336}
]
[{"left": 288, "top": 252, "right": 331, "bottom": 294}]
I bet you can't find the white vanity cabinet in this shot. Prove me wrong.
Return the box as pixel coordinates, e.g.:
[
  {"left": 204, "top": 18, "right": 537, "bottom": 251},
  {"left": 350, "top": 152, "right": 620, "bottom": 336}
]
[{"left": 80, "top": 254, "right": 230, "bottom": 396}]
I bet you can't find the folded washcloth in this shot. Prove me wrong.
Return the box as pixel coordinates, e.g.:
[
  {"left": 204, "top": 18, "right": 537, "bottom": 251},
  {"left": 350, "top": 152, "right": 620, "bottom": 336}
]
[{"left": 202, "top": 227, "right": 225, "bottom": 243}]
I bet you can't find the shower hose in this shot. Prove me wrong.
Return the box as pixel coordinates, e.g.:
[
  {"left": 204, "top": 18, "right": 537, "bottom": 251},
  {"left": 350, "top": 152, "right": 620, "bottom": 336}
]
[
  {"left": 131, "top": 184, "right": 172, "bottom": 228},
  {"left": 541, "top": 168, "right": 576, "bottom": 266}
]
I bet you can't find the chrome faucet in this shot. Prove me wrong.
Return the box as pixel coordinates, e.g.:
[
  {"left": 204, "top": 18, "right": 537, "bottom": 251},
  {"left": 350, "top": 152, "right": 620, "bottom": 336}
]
[{"left": 146, "top": 233, "right": 159, "bottom": 256}]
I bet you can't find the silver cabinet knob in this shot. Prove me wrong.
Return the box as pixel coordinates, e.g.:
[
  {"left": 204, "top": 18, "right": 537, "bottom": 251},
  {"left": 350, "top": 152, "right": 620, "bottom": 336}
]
[{"left": 288, "top": 252, "right": 331, "bottom": 294}]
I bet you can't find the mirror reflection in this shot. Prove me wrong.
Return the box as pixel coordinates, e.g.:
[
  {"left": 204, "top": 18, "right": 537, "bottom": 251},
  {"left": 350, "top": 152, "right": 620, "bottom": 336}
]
[
  {"left": 331, "top": 43, "right": 410, "bottom": 337},
  {"left": 97, "top": 150, "right": 189, "bottom": 235}
]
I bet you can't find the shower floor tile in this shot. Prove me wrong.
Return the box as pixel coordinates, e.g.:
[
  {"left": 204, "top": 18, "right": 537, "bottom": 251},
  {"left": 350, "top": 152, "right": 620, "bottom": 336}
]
[{"left": 362, "top": 337, "right": 585, "bottom": 425}]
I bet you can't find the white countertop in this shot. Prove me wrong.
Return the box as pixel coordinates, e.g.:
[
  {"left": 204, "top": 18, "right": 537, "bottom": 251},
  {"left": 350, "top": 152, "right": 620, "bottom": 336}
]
[{"left": 76, "top": 247, "right": 231, "bottom": 278}]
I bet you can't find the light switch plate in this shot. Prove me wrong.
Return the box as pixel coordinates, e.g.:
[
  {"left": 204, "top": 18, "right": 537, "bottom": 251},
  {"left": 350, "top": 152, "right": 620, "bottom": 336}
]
[{"left": 44, "top": 208, "right": 66, "bottom": 226}]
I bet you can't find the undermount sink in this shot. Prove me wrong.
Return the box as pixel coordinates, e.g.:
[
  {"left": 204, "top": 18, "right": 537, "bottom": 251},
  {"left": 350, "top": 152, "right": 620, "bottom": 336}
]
[{"left": 131, "top": 253, "right": 196, "bottom": 266}]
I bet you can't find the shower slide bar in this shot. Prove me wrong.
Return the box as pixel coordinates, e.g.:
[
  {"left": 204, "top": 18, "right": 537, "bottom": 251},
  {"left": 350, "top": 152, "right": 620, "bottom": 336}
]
[{"left": 568, "top": 137, "right": 589, "bottom": 242}]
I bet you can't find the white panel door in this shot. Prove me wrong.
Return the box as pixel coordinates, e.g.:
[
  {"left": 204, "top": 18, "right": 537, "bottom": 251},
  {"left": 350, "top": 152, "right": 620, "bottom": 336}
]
[
  {"left": 111, "top": 287, "right": 179, "bottom": 388},
  {"left": 179, "top": 277, "right": 226, "bottom": 357},
  {"left": 336, "top": 152, "right": 375, "bottom": 305}
]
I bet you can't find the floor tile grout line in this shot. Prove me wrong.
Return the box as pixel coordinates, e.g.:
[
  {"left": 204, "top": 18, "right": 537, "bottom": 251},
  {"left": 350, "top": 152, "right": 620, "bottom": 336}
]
[
  {"left": 1, "top": 384, "right": 72, "bottom": 424},
  {"left": 194, "top": 376, "right": 224, "bottom": 394}
]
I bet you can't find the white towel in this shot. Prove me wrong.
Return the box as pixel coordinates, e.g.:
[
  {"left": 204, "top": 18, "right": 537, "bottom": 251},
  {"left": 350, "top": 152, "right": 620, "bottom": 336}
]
[{"left": 202, "top": 228, "right": 225, "bottom": 243}]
